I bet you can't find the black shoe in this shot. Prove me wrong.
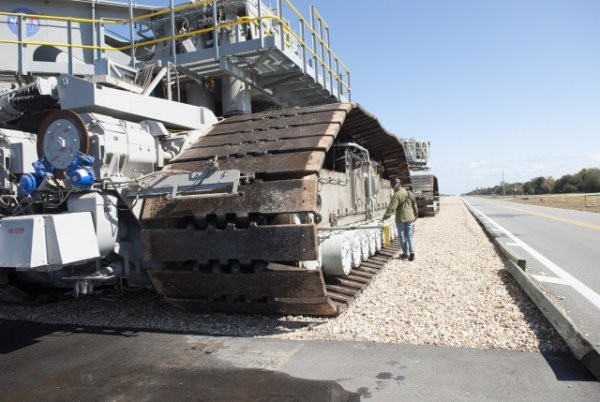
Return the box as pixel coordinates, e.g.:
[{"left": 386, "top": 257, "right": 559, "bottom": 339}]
[
  {"left": 408, "top": 254, "right": 415, "bottom": 261},
  {"left": 399, "top": 254, "right": 409, "bottom": 260}
]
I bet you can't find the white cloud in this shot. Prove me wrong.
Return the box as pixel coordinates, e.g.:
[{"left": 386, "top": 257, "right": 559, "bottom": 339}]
[
  {"left": 588, "top": 153, "right": 600, "bottom": 163},
  {"left": 467, "top": 160, "right": 486, "bottom": 169}
]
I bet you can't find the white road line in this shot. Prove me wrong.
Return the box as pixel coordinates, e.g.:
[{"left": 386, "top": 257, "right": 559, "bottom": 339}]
[
  {"left": 466, "top": 201, "right": 600, "bottom": 311},
  {"left": 532, "top": 275, "right": 568, "bottom": 285}
]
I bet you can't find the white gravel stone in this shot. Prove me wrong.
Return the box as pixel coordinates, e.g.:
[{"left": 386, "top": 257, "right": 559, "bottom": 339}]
[{"left": 0, "top": 197, "right": 567, "bottom": 353}]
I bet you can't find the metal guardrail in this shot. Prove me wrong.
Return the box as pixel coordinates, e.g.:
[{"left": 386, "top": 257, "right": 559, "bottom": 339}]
[{"left": 0, "top": 0, "right": 350, "bottom": 99}]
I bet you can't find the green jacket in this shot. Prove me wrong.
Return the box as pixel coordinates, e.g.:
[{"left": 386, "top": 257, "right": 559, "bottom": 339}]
[{"left": 382, "top": 187, "right": 418, "bottom": 223}]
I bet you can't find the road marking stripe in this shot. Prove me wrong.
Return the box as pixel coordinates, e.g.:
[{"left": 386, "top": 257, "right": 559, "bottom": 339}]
[
  {"left": 532, "top": 275, "right": 568, "bottom": 285},
  {"left": 499, "top": 204, "right": 600, "bottom": 231},
  {"left": 467, "top": 202, "right": 600, "bottom": 311}
]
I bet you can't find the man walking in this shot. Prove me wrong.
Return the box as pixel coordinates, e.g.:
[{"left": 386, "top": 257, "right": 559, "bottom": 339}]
[{"left": 382, "top": 178, "right": 418, "bottom": 261}]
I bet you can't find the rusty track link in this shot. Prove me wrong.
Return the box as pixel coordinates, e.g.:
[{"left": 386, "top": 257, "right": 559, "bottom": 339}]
[{"left": 150, "top": 239, "right": 400, "bottom": 316}]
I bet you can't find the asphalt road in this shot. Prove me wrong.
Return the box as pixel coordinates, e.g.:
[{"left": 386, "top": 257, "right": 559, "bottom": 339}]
[
  {"left": 463, "top": 196, "right": 600, "bottom": 358},
  {"left": 1, "top": 319, "right": 599, "bottom": 402}
]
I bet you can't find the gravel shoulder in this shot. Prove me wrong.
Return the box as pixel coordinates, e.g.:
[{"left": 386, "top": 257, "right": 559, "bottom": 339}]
[{"left": 0, "top": 197, "right": 567, "bottom": 352}]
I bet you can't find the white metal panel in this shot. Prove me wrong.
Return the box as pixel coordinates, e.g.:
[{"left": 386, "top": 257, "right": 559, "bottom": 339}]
[
  {"left": 56, "top": 75, "right": 218, "bottom": 130},
  {"left": 67, "top": 193, "right": 118, "bottom": 257},
  {"left": 45, "top": 212, "right": 100, "bottom": 265},
  {"left": 0, "top": 216, "right": 48, "bottom": 268}
]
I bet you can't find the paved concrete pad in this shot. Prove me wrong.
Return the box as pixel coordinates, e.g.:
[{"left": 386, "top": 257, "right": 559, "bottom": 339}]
[{"left": 1, "top": 320, "right": 598, "bottom": 401}]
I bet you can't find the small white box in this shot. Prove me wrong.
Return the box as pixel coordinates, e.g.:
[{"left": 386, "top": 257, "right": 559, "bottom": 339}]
[{"left": 0, "top": 212, "right": 100, "bottom": 270}]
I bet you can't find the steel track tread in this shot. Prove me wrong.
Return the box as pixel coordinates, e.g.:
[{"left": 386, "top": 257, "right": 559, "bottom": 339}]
[
  {"left": 325, "top": 284, "right": 359, "bottom": 297},
  {"left": 141, "top": 102, "right": 409, "bottom": 316}
]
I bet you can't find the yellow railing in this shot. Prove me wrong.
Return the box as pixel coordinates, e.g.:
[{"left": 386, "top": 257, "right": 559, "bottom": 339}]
[{"left": 0, "top": 0, "right": 350, "bottom": 97}]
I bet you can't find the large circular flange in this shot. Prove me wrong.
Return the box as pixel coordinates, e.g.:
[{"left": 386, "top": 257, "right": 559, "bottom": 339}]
[{"left": 37, "top": 110, "right": 90, "bottom": 170}]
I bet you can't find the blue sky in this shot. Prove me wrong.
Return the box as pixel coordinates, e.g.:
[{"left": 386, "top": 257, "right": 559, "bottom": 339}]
[{"left": 123, "top": 0, "right": 600, "bottom": 194}]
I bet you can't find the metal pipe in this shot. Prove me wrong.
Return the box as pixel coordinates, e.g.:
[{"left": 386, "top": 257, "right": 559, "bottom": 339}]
[{"left": 166, "top": 192, "right": 242, "bottom": 200}]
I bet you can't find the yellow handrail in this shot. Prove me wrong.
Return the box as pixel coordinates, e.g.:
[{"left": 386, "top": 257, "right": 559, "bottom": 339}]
[
  {"left": 0, "top": 11, "right": 120, "bottom": 25},
  {"left": 0, "top": 0, "right": 350, "bottom": 94}
]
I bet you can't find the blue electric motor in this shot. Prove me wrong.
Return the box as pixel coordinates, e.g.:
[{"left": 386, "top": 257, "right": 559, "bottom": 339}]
[
  {"left": 19, "top": 159, "right": 54, "bottom": 195},
  {"left": 65, "top": 152, "right": 96, "bottom": 189}
]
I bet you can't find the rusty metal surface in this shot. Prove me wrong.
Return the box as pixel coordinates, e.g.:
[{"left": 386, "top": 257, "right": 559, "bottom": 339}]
[
  {"left": 149, "top": 263, "right": 339, "bottom": 316},
  {"left": 168, "top": 151, "right": 325, "bottom": 177},
  {"left": 173, "top": 135, "right": 334, "bottom": 162},
  {"left": 149, "top": 265, "right": 328, "bottom": 299},
  {"left": 142, "top": 178, "right": 318, "bottom": 221},
  {"left": 143, "top": 224, "right": 318, "bottom": 263},
  {"left": 148, "top": 241, "right": 399, "bottom": 317},
  {"left": 209, "top": 110, "right": 348, "bottom": 135},
  {"left": 411, "top": 174, "right": 440, "bottom": 216},
  {"left": 215, "top": 103, "right": 353, "bottom": 125},
  {"left": 189, "top": 123, "right": 339, "bottom": 148}
]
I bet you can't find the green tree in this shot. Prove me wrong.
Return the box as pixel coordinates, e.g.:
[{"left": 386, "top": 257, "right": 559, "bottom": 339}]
[
  {"left": 575, "top": 168, "right": 600, "bottom": 192},
  {"left": 553, "top": 174, "right": 579, "bottom": 193}
]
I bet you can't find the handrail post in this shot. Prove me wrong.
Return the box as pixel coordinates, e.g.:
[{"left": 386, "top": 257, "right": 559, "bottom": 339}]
[
  {"left": 318, "top": 17, "right": 325, "bottom": 90},
  {"left": 335, "top": 58, "right": 340, "bottom": 98},
  {"left": 310, "top": 6, "right": 318, "bottom": 84},
  {"left": 326, "top": 25, "right": 332, "bottom": 93},
  {"left": 277, "top": 0, "right": 284, "bottom": 50},
  {"left": 67, "top": 19, "right": 73, "bottom": 75},
  {"left": 347, "top": 73, "right": 351, "bottom": 101},
  {"left": 300, "top": 19, "right": 306, "bottom": 74}
]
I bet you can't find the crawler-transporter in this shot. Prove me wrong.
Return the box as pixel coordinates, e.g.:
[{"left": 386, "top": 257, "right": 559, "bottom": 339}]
[{"left": 0, "top": 0, "right": 431, "bottom": 315}]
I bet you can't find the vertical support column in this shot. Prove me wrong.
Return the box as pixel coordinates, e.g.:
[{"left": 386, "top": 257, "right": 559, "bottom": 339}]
[
  {"left": 91, "top": 0, "right": 98, "bottom": 61},
  {"left": 221, "top": 11, "right": 250, "bottom": 117},
  {"left": 212, "top": 0, "right": 220, "bottom": 59},
  {"left": 128, "top": 0, "right": 136, "bottom": 67},
  {"left": 97, "top": 23, "right": 106, "bottom": 60},
  {"left": 166, "top": 61, "right": 172, "bottom": 101},
  {"left": 258, "top": 0, "right": 264, "bottom": 48},
  {"left": 169, "top": 0, "right": 180, "bottom": 101},
  {"left": 277, "top": 0, "right": 284, "bottom": 50}
]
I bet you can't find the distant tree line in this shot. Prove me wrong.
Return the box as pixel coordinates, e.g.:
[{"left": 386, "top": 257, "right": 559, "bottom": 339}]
[{"left": 466, "top": 168, "right": 600, "bottom": 196}]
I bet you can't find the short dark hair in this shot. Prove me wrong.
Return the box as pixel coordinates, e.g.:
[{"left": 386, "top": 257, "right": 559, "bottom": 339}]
[{"left": 391, "top": 178, "right": 401, "bottom": 186}]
